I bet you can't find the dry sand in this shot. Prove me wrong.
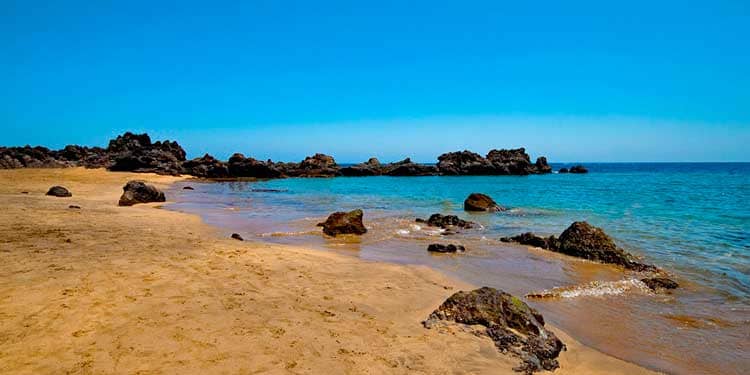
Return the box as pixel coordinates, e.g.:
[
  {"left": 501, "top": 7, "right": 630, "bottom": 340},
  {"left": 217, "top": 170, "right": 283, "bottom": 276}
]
[{"left": 0, "top": 168, "right": 659, "bottom": 374}]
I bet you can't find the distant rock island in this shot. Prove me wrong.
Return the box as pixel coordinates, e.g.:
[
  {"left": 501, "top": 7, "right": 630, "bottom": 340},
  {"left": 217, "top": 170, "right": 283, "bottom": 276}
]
[{"left": 1, "top": 132, "right": 580, "bottom": 178}]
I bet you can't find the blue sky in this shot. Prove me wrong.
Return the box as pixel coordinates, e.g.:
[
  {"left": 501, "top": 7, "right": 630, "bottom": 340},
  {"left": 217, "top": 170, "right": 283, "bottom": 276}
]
[{"left": 1, "top": 1, "right": 749, "bottom": 162}]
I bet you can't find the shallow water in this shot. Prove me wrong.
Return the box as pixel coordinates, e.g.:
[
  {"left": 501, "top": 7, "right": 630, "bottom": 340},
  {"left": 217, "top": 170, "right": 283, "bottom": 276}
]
[{"left": 167, "top": 163, "right": 750, "bottom": 375}]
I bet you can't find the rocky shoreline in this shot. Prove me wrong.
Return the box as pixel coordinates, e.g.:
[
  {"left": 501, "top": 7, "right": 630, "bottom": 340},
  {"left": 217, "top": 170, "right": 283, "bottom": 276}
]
[{"left": 1, "top": 132, "right": 580, "bottom": 178}]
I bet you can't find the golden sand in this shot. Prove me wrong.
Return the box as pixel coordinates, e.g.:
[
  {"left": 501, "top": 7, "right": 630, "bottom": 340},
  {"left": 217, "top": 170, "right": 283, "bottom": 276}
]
[{"left": 0, "top": 168, "right": 658, "bottom": 374}]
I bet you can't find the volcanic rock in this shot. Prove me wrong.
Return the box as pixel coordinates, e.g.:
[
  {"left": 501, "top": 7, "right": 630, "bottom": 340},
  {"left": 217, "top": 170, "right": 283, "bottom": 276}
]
[
  {"left": 46, "top": 186, "right": 72, "bottom": 197},
  {"left": 641, "top": 277, "right": 679, "bottom": 291},
  {"left": 317, "top": 209, "right": 367, "bottom": 236},
  {"left": 231, "top": 233, "right": 244, "bottom": 241},
  {"left": 556, "top": 221, "right": 654, "bottom": 271},
  {"left": 384, "top": 158, "right": 439, "bottom": 176},
  {"left": 107, "top": 132, "right": 186, "bottom": 175},
  {"left": 464, "top": 193, "right": 504, "bottom": 212},
  {"left": 427, "top": 244, "right": 466, "bottom": 253},
  {"left": 423, "top": 287, "right": 565, "bottom": 373},
  {"left": 340, "top": 157, "right": 383, "bottom": 176},
  {"left": 416, "top": 214, "right": 475, "bottom": 229},
  {"left": 118, "top": 180, "right": 166, "bottom": 206},
  {"left": 182, "top": 154, "right": 230, "bottom": 178},
  {"left": 500, "top": 233, "right": 558, "bottom": 250},
  {"left": 558, "top": 168, "right": 569, "bottom": 174},
  {"left": 227, "top": 153, "right": 283, "bottom": 178},
  {"left": 569, "top": 165, "right": 588, "bottom": 174}
]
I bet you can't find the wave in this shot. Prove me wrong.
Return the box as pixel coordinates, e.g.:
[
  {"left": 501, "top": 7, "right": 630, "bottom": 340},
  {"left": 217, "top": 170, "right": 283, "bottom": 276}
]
[{"left": 526, "top": 279, "right": 651, "bottom": 299}]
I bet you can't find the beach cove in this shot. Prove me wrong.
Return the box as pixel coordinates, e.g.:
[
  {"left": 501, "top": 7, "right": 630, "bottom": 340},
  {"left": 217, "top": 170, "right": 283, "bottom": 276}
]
[{"left": 0, "top": 168, "right": 658, "bottom": 374}]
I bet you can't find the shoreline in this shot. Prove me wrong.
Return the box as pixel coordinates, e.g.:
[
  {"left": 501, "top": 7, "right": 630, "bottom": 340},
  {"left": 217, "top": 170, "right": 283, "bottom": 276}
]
[{"left": 1, "top": 168, "right": 658, "bottom": 374}]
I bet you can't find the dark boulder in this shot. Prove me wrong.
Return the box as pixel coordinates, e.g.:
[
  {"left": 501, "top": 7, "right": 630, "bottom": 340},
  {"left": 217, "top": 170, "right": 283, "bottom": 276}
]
[
  {"left": 286, "top": 153, "right": 341, "bottom": 177},
  {"left": 500, "top": 233, "right": 558, "bottom": 250},
  {"left": 427, "top": 244, "right": 466, "bottom": 253},
  {"left": 68, "top": 205, "right": 81, "bottom": 209},
  {"left": 423, "top": 287, "right": 565, "bottom": 374},
  {"left": 485, "top": 148, "right": 536, "bottom": 175},
  {"left": 435, "top": 149, "right": 552, "bottom": 176},
  {"left": 534, "top": 157, "right": 552, "bottom": 174},
  {"left": 556, "top": 221, "right": 654, "bottom": 271},
  {"left": 182, "top": 154, "right": 230, "bottom": 178},
  {"left": 416, "top": 214, "right": 475, "bottom": 229},
  {"left": 183, "top": 186, "right": 194, "bottom": 190},
  {"left": 641, "top": 277, "right": 679, "bottom": 291},
  {"left": 569, "top": 165, "right": 588, "bottom": 174},
  {"left": 46, "top": 186, "right": 72, "bottom": 197},
  {"left": 118, "top": 180, "right": 166, "bottom": 206},
  {"left": 231, "top": 233, "right": 244, "bottom": 241},
  {"left": 317, "top": 209, "right": 367, "bottom": 236},
  {"left": 227, "top": 153, "right": 283, "bottom": 178},
  {"left": 558, "top": 168, "right": 569, "bottom": 174},
  {"left": 464, "top": 193, "right": 504, "bottom": 212}
]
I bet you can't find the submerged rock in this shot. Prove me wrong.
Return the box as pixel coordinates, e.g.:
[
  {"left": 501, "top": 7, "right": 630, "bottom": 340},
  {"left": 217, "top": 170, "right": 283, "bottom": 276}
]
[
  {"left": 317, "top": 209, "right": 367, "bottom": 236},
  {"left": 424, "top": 287, "right": 565, "bottom": 374},
  {"left": 641, "top": 277, "right": 679, "bottom": 291},
  {"left": 569, "top": 165, "right": 588, "bottom": 174},
  {"left": 500, "top": 233, "right": 558, "bottom": 250},
  {"left": 427, "top": 244, "right": 466, "bottom": 253},
  {"left": 416, "top": 214, "right": 475, "bottom": 229},
  {"left": 46, "top": 186, "right": 72, "bottom": 197},
  {"left": 118, "top": 180, "right": 166, "bottom": 206},
  {"left": 501, "top": 222, "right": 655, "bottom": 271},
  {"left": 464, "top": 193, "right": 504, "bottom": 212}
]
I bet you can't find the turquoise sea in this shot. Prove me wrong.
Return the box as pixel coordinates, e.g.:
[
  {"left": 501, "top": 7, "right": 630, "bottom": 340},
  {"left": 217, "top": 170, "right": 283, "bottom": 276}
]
[{"left": 168, "top": 163, "right": 750, "bottom": 375}]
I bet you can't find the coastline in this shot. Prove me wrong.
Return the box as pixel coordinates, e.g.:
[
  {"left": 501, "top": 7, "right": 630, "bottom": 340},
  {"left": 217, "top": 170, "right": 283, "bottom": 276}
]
[{"left": 0, "top": 168, "right": 658, "bottom": 374}]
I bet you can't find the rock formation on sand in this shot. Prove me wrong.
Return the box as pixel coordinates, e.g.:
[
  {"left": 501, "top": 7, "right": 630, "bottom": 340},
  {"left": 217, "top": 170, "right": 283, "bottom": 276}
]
[
  {"left": 118, "top": 180, "right": 166, "bottom": 206},
  {"left": 424, "top": 287, "right": 565, "bottom": 374},
  {"left": 46, "top": 186, "right": 72, "bottom": 197},
  {"left": 464, "top": 193, "right": 504, "bottom": 212},
  {"left": 317, "top": 209, "right": 367, "bottom": 236},
  {"left": 2, "top": 132, "right": 561, "bottom": 178},
  {"left": 427, "top": 244, "right": 466, "bottom": 253},
  {"left": 501, "top": 221, "right": 656, "bottom": 272},
  {"left": 416, "top": 214, "right": 475, "bottom": 229}
]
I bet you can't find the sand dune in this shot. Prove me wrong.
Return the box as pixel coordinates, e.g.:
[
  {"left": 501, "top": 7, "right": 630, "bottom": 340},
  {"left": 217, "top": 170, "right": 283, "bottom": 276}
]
[{"left": 0, "top": 168, "right": 657, "bottom": 374}]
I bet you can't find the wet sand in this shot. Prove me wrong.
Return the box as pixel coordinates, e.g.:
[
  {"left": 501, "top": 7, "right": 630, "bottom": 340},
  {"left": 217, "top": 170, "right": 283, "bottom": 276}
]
[{"left": 0, "top": 168, "right": 657, "bottom": 374}]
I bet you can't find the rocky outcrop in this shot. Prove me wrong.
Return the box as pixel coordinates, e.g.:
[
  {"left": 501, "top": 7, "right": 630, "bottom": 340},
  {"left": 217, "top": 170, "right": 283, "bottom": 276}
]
[
  {"left": 46, "top": 186, "right": 72, "bottom": 197},
  {"left": 416, "top": 214, "right": 475, "bottom": 229},
  {"left": 317, "top": 209, "right": 367, "bottom": 236},
  {"left": 107, "top": 132, "right": 186, "bottom": 175},
  {"left": 182, "top": 154, "right": 230, "bottom": 178},
  {"left": 286, "top": 153, "right": 340, "bottom": 177},
  {"left": 340, "top": 158, "right": 382, "bottom": 176},
  {"left": 436, "top": 149, "right": 551, "bottom": 175},
  {"left": 227, "top": 153, "right": 283, "bottom": 178},
  {"left": 558, "top": 168, "right": 569, "bottom": 174},
  {"left": 569, "top": 165, "right": 588, "bottom": 174},
  {"left": 464, "top": 193, "right": 504, "bottom": 212},
  {"left": 427, "top": 244, "right": 466, "bottom": 253},
  {"left": 501, "top": 222, "right": 656, "bottom": 271},
  {"left": 384, "top": 158, "right": 439, "bottom": 176},
  {"left": 641, "top": 277, "right": 679, "bottom": 291},
  {"left": 118, "top": 180, "right": 166, "bottom": 206},
  {"left": 423, "top": 287, "right": 565, "bottom": 374}
]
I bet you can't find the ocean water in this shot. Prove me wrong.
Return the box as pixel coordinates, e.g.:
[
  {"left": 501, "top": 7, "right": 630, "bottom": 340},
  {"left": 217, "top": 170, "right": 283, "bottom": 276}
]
[{"left": 167, "top": 163, "right": 750, "bottom": 375}]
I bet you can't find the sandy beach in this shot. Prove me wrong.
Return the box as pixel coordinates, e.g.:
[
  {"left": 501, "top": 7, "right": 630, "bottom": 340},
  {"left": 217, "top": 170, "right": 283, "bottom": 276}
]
[{"left": 0, "top": 168, "right": 658, "bottom": 374}]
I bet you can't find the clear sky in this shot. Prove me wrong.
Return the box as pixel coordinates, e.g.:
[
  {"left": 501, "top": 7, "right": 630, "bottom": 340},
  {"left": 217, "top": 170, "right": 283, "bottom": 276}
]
[{"left": 2, "top": 1, "right": 749, "bottom": 162}]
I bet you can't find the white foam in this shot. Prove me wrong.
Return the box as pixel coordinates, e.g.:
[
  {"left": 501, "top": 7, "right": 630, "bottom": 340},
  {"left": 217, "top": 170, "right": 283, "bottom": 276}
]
[{"left": 527, "top": 279, "right": 650, "bottom": 299}]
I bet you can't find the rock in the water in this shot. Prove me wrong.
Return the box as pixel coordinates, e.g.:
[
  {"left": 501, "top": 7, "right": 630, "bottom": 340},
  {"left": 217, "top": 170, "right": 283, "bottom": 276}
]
[
  {"left": 464, "top": 193, "right": 504, "bottom": 212},
  {"left": 436, "top": 149, "right": 552, "bottom": 175},
  {"left": 424, "top": 287, "right": 565, "bottom": 374},
  {"left": 427, "top": 244, "right": 466, "bottom": 253},
  {"left": 569, "top": 165, "right": 588, "bottom": 174},
  {"left": 641, "top": 277, "right": 679, "bottom": 291},
  {"left": 46, "top": 186, "right": 72, "bottom": 197},
  {"left": 500, "top": 233, "right": 558, "bottom": 250},
  {"left": 416, "top": 214, "right": 475, "bottom": 229},
  {"left": 384, "top": 158, "right": 439, "bottom": 176},
  {"left": 558, "top": 168, "right": 569, "bottom": 174},
  {"left": 231, "top": 233, "right": 244, "bottom": 241},
  {"left": 317, "top": 209, "right": 367, "bottom": 236},
  {"left": 340, "top": 157, "right": 383, "bottom": 176},
  {"left": 183, "top": 186, "right": 195, "bottom": 190},
  {"left": 182, "top": 153, "right": 230, "bottom": 178},
  {"left": 557, "top": 221, "right": 653, "bottom": 271},
  {"left": 118, "top": 180, "right": 166, "bottom": 206}
]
